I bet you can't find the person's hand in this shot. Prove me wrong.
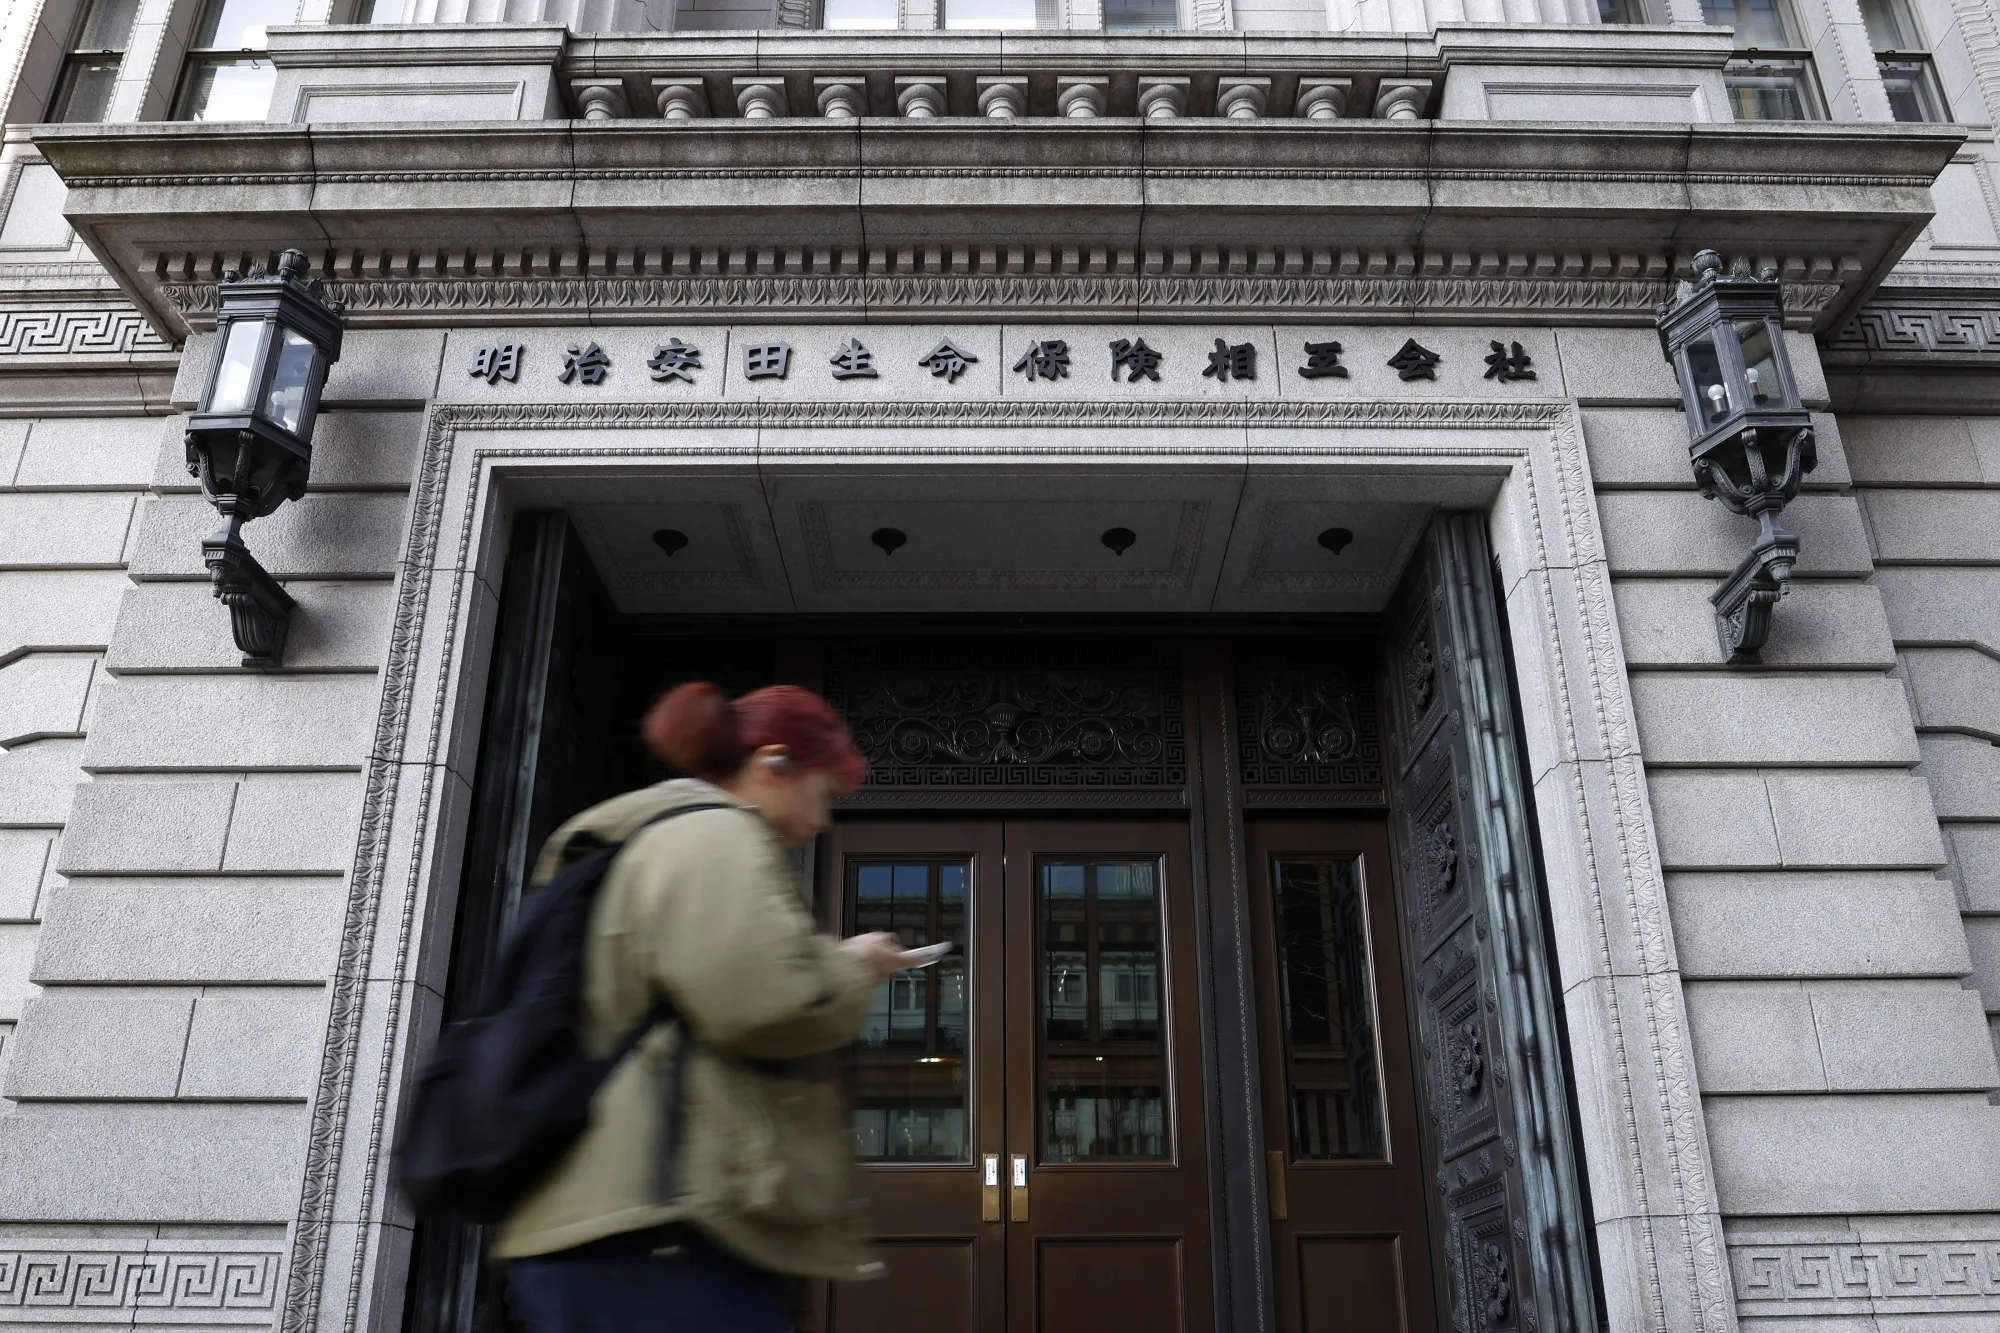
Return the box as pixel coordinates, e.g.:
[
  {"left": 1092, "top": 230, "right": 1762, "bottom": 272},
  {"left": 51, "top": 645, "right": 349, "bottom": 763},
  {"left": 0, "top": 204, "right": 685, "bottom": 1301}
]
[{"left": 840, "top": 931, "right": 927, "bottom": 982}]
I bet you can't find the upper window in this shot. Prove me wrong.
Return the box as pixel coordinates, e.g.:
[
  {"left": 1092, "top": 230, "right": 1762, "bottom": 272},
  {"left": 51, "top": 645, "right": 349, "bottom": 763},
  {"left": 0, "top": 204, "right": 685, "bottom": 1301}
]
[
  {"left": 944, "top": 0, "right": 1049, "bottom": 24},
  {"left": 1102, "top": 0, "right": 1175, "bottom": 28},
  {"left": 48, "top": 0, "right": 140, "bottom": 122},
  {"left": 1703, "top": 0, "right": 1825, "bottom": 119},
  {"left": 1596, "top": 0, "right": 1647, "bottom": 23},
  {"left": 173, "top": 0, "right": 296, "bottom": 121},
  {"left": 1859, "top": 0, "right": 1951, "bottom": 121},
  {"left": 822, "top": 0, "right": 897, "bottom": 24}
]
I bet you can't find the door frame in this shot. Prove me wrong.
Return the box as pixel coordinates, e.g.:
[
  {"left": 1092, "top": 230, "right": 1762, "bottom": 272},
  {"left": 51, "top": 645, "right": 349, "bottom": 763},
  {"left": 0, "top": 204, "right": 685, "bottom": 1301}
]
[{"left": 310, "top": 417, "right": 1710, "bottom": 1333}]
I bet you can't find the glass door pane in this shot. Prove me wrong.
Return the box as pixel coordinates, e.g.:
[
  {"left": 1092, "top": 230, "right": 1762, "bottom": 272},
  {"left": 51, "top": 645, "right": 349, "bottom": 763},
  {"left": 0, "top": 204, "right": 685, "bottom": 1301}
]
[
  {"left": 850, "top": 859, "right": 971, "bottom": 1162},
  {"left": 1037, "top": 858, "right": 1167, "bottom": 1163},
  {"left": 1272, "top": 857, "right": 1385, "bottom": 1160}
]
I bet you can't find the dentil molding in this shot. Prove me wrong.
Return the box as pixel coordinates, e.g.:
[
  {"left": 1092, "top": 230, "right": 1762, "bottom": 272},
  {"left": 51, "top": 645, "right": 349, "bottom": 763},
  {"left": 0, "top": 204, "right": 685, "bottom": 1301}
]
[{"left": 148, "top": 246, "right": 1853, "bottom": 328}]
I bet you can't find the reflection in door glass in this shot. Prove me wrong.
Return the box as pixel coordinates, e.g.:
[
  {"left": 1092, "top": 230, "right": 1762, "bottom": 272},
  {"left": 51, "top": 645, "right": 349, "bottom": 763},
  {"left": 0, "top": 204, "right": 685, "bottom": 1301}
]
[
  {"left": 1273, "top": 858, "right": 1384, "bottom": 1159},
  {"left": 849, "top": 860, "right": 969, "bottom": 1161},
  {"left": 1039, "top": 859, "right": 1167, "bottom": 1162}
]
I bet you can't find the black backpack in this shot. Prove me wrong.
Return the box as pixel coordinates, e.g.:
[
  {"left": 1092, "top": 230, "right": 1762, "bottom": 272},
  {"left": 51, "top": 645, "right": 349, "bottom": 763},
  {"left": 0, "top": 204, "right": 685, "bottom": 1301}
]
[{"left": 395, "top": 803, "right": 728, "bottom": 1224}]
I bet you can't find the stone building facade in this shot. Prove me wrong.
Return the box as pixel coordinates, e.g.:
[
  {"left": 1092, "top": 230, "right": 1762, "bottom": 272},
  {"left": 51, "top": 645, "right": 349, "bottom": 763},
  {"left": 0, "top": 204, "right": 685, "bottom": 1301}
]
[{"left": 0, "top": 0, "right": 1996, "bottom": 1329}]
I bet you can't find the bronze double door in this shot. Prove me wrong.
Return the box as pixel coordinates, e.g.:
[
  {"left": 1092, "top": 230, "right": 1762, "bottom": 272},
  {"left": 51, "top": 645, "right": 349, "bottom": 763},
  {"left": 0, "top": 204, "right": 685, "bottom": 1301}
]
[{"left": 814, "top": 816, "right": 1436, "bottom": 1333}]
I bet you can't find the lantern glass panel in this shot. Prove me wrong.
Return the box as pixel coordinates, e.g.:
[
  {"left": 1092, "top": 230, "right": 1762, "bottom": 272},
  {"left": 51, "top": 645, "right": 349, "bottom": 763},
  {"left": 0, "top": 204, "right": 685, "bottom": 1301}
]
[
  {"left": 1684, "top": 335, "right": 1730, "bottom": 431},
  {"left": 1733, "top": 317, "right": 1784, "bottom": 409},
  {"left": 208, "top": 318, "right": 267, "bottom": 414},
  {"left": 263, "top": 327, "right": 318, "bottom": 435}
]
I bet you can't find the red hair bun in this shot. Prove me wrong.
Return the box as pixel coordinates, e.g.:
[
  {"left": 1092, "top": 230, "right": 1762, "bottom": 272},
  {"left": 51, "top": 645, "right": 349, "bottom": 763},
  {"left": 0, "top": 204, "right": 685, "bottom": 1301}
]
[{"left": 642, "top": 682, "right": 867, "bottom": 792}]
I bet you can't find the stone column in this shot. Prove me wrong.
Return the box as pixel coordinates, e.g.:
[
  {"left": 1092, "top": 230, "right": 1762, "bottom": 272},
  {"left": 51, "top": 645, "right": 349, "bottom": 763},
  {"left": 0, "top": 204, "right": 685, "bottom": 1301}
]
[
  {"left": 1138, "top": 76, "right": 1189, "bottom": 118},
  {"left": 1216, "top": 76, "right": 1268, "bottom": 118}
]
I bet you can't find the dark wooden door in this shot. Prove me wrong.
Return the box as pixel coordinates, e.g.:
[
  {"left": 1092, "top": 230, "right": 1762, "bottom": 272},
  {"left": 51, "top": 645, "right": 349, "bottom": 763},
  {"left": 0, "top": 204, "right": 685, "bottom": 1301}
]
[
  {"left": 1246, "top": 818, "right": 1438, "bottom": 1333},
  {"left": 818, "top": 819, "right": 1213, "bottom": 1333},
  {"left": 821, "top": 821, "right": 1007, "bottom": 1333}
]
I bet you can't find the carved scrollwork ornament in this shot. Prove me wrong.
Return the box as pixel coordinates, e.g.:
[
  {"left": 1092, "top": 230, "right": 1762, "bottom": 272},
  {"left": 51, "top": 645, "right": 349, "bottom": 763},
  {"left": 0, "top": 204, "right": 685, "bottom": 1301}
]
[
  {"left": 1452, "top": 1018, "right": 1486, "bottom": 1103},
  {"left": 824, "top": 640, "right": 1185, "bottom": 795},
  {"left": 1404, "top": 636, "right": 1437, "bottom": 716},
  {"left": 1475, "top": 1242, "right": 1513, "bottom": 1327}
]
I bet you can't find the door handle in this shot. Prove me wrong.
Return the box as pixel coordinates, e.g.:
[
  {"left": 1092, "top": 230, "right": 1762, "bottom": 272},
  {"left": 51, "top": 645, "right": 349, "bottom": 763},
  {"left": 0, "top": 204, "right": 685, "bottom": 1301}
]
[
  {"left": 982, "top": 1154, "right": 1001, "bottom": 1223},
  {"left": 1268, "top": 1149, "right": 1288, "bottom": 1221},
  {"left": 1009, "top": 1153, "right": 1029, "bottom": 1222}
]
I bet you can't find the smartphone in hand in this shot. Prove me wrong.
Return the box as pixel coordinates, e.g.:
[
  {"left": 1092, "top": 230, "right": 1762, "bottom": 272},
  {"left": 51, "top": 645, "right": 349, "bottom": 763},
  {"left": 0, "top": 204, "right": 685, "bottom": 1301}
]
[{"left": 901, "top": 941, "right": 954, "bottom": 969}]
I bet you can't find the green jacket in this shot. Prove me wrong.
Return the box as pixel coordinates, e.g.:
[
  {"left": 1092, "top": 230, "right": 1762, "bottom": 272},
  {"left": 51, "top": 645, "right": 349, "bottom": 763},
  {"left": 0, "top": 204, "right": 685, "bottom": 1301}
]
[{"left": 493, "top": 780, "right": 882, "bottom": 1280}]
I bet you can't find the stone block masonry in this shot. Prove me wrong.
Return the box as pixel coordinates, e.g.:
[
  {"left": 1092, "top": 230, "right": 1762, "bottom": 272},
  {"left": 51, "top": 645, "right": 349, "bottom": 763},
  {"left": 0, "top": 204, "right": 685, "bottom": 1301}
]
[
  {"left": 0, "top": 349, "right": 425, "bottom": 1330},
  {"left": 1845, "top": 414, "right": 2000, "bottom": 1128},
  {"left": 1596, "top": 375, "right": 2000, "bottom": 1327}
]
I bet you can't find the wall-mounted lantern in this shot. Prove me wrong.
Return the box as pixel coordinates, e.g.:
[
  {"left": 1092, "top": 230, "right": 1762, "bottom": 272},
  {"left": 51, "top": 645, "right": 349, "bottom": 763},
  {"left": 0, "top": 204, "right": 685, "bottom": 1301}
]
[
  {"left": 1656, "top": 249, "right": 1816, "bottom": 664},
  {"left": 184, "top": 249, "right": 344, "bottom": 668}
]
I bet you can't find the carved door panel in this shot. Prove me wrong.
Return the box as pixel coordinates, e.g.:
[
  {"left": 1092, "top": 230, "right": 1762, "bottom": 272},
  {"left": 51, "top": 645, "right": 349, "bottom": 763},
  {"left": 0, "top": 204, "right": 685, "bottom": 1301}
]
[
  {"left": 1385, "top": 516, "right": 1599, "bottom": 1333},
  {"left": 814, "top": 819, "right": 1212, "bottom": 1333},
  {"left": 1247, "top": 817, "right": 1438, "bottom": 1333}
]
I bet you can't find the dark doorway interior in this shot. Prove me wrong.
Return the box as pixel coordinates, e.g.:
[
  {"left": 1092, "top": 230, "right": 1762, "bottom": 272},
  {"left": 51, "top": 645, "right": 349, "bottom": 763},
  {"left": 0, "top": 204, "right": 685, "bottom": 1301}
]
[{"left": 402, "top": 510, "right": 1461, "bottom": 1333}]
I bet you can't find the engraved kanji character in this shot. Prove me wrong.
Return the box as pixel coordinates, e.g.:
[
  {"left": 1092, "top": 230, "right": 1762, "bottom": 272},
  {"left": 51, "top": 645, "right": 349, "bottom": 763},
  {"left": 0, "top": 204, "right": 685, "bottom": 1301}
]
[
  {"left": 744, "top": 341, "right": 792, "bottom": 380},
  {"left": 918, "top": 339, "right": 979, "bottom": 383},
  {"left": 648, "top": 338, "right": 702, "bottom": 384},
  {"left": 1109, "top": 337, "right": 1163, "bottom": 383},
  {"left": 829, "top": 338, "right": 877, "bottom": 380},
  {"left": 1011, "top": 339, "right": 1071, "bottom": 382},
  {"left": 469, "top": 342, "right": 522, "bottom": 385},
  {"left": 1299, "top": 340, "right": 1348, "bottom": 380},
  {"left": 1387, "top": 338, "right": 1441, "bottom": 383},
  {"left": 1202, "top": 338, "right": 1256, "bottom": 382},
  {"left": 559, "top": 341, "right": 610, "bottom": 386},
  {"left": 1482, "top": 340, "right": 1537, "bottom": 383}
]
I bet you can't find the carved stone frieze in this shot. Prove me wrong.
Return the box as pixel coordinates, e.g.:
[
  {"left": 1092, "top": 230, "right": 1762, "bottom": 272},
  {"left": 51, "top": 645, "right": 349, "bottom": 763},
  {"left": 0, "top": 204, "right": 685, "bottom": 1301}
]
[
  {"left": 146, "top": 245, "right": 1852, "bottom": 328},
  {"left": 1822, "top": 285, "right": 2000, "bottom": 366},
  {"left": 0, "top": 1246, "right": 281, "bottom": 1320},
  {"left": 1731, "top": 1238, "right": 2000, "bottom": 1312},
  {"left": 0, "top": 305, "right": 172, "bottom": 358},
  {"left": 823, "top": 638, "right": 1186, "bottom": 801}
]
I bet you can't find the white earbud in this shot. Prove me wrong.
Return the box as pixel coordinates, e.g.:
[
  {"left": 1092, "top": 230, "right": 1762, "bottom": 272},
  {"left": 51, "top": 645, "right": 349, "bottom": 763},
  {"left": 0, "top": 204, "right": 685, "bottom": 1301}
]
[{"left": 762, "top": 753, "right": 790, "bottom": 771}]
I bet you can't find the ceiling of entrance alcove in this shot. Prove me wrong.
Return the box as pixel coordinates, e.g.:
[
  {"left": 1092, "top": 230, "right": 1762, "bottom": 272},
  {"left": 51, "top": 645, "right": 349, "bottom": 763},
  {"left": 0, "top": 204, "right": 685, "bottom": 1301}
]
[{"left": 535, "top": 471, "right": 1439, "bottom": 616}]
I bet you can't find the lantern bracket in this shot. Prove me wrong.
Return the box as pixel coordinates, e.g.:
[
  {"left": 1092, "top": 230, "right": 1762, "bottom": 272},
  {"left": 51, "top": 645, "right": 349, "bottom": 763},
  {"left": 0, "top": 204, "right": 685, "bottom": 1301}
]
[
  {"left": 203, "top": 510, "right": 294, "bottom": 669},
  {"left": 1710, "top": 510, "right": 1800, "bottom": 664}
]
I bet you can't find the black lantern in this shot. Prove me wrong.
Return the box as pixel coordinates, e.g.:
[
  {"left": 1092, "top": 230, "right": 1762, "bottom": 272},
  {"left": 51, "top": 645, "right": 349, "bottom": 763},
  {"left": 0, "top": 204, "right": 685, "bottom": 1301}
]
[
  {"left": 184, "top": 249, "right": 343, "bottom": 668},
  {"left": 1656, "top": 249, "right": 1816, "bottom": 664}
]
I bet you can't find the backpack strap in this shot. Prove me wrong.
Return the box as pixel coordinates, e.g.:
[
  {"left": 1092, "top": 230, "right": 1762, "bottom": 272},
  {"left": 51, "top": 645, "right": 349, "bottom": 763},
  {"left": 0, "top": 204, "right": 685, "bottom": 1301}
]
[{"left": 601, "top": 801, "right": 735, "bottom": 1063}]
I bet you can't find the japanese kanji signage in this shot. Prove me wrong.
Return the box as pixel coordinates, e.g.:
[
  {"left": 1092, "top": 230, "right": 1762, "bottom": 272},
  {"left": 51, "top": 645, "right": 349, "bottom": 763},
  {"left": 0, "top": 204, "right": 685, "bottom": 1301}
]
[{"left": 462, "top": 332, "right": 1540, "bottom": 393}]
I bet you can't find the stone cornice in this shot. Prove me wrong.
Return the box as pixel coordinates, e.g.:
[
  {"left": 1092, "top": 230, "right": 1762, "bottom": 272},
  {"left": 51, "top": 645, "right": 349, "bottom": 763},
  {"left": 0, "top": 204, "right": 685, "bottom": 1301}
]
[{"left": 33, "top": 117, "right": 1961, "bottom": 338}]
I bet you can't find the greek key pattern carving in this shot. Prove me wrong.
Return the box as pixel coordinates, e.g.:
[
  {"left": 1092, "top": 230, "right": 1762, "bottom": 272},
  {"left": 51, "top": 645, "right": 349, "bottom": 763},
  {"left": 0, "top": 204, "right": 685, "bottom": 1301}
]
[
  {"left": 1823, "top": 291, "right": 2000, "bottom": 364},
  {"left": 285, "top": 394, "right": 1726, "bottom": 1333},
  {"left": 0, "top": 306, "right": 170, "bottom": 357},
  {"left": 0, "top": 1249, "right": 279, "bottom": 1317},
  {"left": 1732, "top": 1240, "right": 2000, "bottom": 1309}
]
